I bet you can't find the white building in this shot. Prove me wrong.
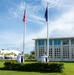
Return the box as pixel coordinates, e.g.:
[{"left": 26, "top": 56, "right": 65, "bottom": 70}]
[
  {"left": 33, "top": 37, "right": 74, "bottom": 61},
  {"left": 0, "top": 50, "right": 20, "bottom": 59}
]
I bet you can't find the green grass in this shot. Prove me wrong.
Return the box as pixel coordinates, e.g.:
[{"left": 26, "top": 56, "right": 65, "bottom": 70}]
[
  {"left": 0, "top": 60, "right": 74, "bottom": 75},
  {"left": 64, "top": 62, "right": 74, "bottom": 75},
  {"left": 0, "top": 70, "right": 62, "bottom": 75}
]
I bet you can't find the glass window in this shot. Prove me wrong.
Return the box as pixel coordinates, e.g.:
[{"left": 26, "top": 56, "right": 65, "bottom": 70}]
[
  {"left": 58, "top": 40, "right": 61, "bottom": 45},
  {"left": 71, "top": 39, "right": 74, "bottom": 44},
  {"left": 38, "top": 40, "right": 44, "bottom": 45},
  {"left": 46, "top": 40, "right": 52, "bottom": 45},
  {"left": 49, "top": 40, "right": 52, "bottom": 45},
  {"left": 54, "top": 40, "right": 61, "bottom": 45},
  {"left": 63, "top": 40, "right": 69, "bottom": 45}
]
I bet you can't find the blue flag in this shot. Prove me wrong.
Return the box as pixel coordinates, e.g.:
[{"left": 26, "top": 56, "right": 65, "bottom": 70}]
[{"left": 44, "top": 7, "right": 48, "bottom": 21}]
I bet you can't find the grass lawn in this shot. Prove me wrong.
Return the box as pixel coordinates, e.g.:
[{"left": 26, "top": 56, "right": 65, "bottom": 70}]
[
  {"left": 64, "top": 62, "right": 74, "bottom": 75},
  {"left": 0, "top": 60, "right": 74, "bottom": 75}
]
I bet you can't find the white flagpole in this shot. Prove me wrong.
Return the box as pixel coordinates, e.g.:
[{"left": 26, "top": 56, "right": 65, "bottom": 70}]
[
  {"left": 47, "top": 2, "right": 49, "bottom": 62},
  {"left": 23, "top": 22, "right": 26, "bottom": 62},
  {"left": 23, "top": 6, "right": 26, "bottom": 63}
]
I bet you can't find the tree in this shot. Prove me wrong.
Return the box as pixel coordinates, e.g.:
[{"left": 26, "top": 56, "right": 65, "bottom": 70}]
[
  {"left": 25, "top": 54, "right": 29, "bottom": 59},
  {"left": 30, "top": 51, "right": 35, "bottom": 55},
  {"left": 29, "top": 51, "right": 35, "bottom": 59}
]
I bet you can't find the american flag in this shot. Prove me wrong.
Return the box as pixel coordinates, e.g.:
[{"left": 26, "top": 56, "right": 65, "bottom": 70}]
[{"left": 23, "top": 9, "right": 26, "bottom": 23}]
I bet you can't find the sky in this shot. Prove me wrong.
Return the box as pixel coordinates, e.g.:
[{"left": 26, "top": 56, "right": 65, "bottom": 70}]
[{"left": 0, "top": 0, "right": 74, "bottom": 53}]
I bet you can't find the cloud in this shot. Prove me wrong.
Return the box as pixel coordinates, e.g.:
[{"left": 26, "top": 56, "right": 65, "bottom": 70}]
[
  {"left": 41, "top": 0, "right": 74, "bottom": 11},
  {"left": 12, "top": 0, "right": 74, "bottom": 53},
  {"left": 42, "top": 8, "right": 74, "bottom": 38},
  {"left": 23, "top": 5, "right": 74, "bottom": 53},
  {"left": 1, "top": 0, "right": 74, "bottom": 53},
  {"left": 28, "top": 13, "right": 45, "bottom": 26},
  {"left": 18, "top": 11, "right": 74, "bottom": 53},
  {"left": 0, "top": 31, "right": 23, "bottom": 49},
  {"left": 41, "top": 0, "right": 60, "bottom": 8},
  {"left": 8, "top": 1, "right": 26, "bottom": 19}
]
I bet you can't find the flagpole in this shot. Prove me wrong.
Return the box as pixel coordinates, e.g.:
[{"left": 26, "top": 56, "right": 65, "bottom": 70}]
[
  {"left": 47, "top": 2, "right": 49, "bottom": 62},
  {"left": 22, "top": 6, "right": 26, "bottom": 63},
  {"left": 23, "top": 22, "right": 26, "bottom": 62}
]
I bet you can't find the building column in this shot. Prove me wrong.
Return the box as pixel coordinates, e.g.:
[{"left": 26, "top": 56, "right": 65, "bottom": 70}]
[
  {"left": 35, "top": 40, "right": 36, "bottom": 60},
  {"left": 69, "top": 39, "right": 71, "bottom": 61},
  {"left": 44, "top": 40, "right": 46, "bottom": 53},
  {"left": 61, "top": 40, "right": 63, "bottom": 61},
  {"left": 52, "top": 40, "right": 54, "bottom": 61},
  {"left": 36, "top": 40, "right": 39, "bottom": 61}
]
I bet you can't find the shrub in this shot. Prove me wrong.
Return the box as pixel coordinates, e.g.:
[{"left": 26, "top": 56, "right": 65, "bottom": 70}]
[{"left": 3, "top": 62, "right": 64, "bottom": 72}]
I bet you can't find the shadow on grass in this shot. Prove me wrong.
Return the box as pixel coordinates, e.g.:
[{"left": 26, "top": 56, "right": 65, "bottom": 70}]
[
  {"left": 25, "top": 59, "right": 37, "bottom": 62},
  {"left": 0, "top": 70, "right": 63, "bottom": 73},
  {"left": 49, "top": 61, "right": 74, "bottom": 63},
  {"left": 62, "top": 61, "right": 74, "bottom": 63},
  {"left": 0, "top": 67, "right": 63, "bottom": 73}
]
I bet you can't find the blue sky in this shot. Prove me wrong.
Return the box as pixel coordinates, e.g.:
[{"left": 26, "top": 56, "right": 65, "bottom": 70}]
[{"left": 0, "top": 0, "right": 74, "bottom": 53}]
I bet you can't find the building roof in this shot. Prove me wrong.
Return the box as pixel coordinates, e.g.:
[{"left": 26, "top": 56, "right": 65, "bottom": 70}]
[
  {"left": 0, "top": 50, "right": 20, "bottom": 55},
  {"left": 33, "top": 37, "right": 74, "bottom": 40}
]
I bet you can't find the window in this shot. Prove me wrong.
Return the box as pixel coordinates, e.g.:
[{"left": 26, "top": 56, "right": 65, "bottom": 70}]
[
  {"left": 39, "top": 47, "right": 44, "bottom": 58},
  {"left": 63, "top": 46, "right": 69, "bottom": 58},
  {"left": 49, "top": 48, "right": 52, "bottom": 58},
  {"left": 46, "top": 40, "right": 52, "bottom": 45},
  {"left": 71, "top": 39, "right": 74, "bottom": 44},
  {"left": 71, "top": 48, "right": 74, "bottom": 58},
  {"left": 63, "top": 40, "right": 69, "bottom": 45},
  {"left": 49, "top": 40, "right": 52, "bottom": 45},
  {"left": 54, "top": 48, "right": 61, "bottom": 58},
  {"left": 38, "top": 40, "right": 44, "bottom": 45},
  {"left": 54, "top": 40, "right": 61, "bottom": 45}
]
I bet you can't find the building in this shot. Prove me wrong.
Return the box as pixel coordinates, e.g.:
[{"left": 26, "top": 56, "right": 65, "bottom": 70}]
[
  {"left": 0, "top": 50, "right": 20, "bottom": 59},
  {"left": 33, "top": 37, "right": 74, "bottom": 61}
]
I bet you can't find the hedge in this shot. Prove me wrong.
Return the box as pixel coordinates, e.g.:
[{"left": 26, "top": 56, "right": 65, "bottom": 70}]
[{"left": 3, "top": 62, "right": 64, "bottom": 72}]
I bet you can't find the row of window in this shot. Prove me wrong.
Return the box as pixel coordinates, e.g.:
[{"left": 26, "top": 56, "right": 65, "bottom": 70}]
[
  {"left": 38, "top": 47, "right": 74, "bottom": 59},
  {"left": 39, "top": 54, "right": 74, "bottom": 58},
  {"left": 39, "top": 47, "right": 74, "bottom": 58},
  {"left": 36, "top": 39, "right": 74, "bottom": 46}
]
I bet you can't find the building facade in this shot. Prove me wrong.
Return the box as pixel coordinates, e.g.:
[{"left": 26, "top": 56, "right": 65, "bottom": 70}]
[{"left": 34, "top": 37, "right": 74, "bottom": 61}]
